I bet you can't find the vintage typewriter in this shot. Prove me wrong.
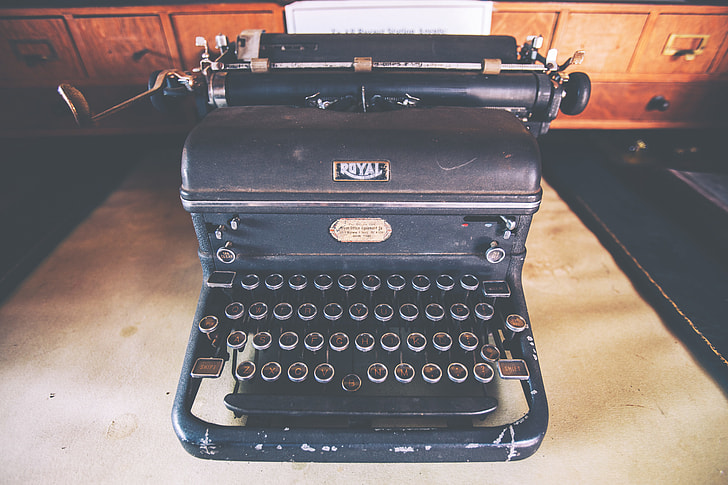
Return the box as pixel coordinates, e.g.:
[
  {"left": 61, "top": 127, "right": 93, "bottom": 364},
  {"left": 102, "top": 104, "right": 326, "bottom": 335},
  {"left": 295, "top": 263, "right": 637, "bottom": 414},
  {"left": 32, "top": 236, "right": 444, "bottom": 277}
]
[{"left": 59, "top": 31, "right": 589, "bottom": 462}]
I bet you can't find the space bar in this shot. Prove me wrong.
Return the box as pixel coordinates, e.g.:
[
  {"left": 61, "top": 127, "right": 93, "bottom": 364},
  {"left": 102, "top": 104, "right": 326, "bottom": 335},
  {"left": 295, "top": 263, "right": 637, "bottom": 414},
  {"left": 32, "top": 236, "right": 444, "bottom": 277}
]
[{"left": 224, "top": 393, "right": 498, "bottom": 417}]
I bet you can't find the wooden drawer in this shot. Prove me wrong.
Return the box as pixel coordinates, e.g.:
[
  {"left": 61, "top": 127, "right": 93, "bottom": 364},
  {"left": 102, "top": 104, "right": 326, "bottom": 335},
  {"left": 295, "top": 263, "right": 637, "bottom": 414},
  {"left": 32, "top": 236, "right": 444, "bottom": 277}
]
[
  {"left": 555, "top": 81, "right": 728, "bottom": 128},
  {"left": 72, "top": 15, "right": 174, "bottom": 81},
  {"left": 0, "top": 17, "right": 86, "bottom": 84},
  {"left": 490, "top": 11, "right": 557, "bottom": 47},
  {"left": 553, "top": 12, "right": 648, "bottom": 74},
  {"left": 632, "top": 14, "right": 728, "bottom": 75},
  {"left": 172, "top": 11, "right": 285, "bottom": 70}
]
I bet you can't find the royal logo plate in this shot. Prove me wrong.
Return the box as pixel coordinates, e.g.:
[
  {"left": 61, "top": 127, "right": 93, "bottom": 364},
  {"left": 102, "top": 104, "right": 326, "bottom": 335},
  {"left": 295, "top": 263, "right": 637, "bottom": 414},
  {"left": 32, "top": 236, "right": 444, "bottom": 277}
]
[{"left": 333, "top": 161, "right": 390, "bottom": 182}]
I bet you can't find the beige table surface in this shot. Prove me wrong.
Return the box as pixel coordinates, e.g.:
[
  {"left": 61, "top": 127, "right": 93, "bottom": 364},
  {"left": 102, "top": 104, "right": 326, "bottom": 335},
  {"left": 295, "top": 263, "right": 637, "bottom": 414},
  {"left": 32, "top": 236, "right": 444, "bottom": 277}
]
[{"left": 1, "top": 147, "right": 726, "bottom": 484}]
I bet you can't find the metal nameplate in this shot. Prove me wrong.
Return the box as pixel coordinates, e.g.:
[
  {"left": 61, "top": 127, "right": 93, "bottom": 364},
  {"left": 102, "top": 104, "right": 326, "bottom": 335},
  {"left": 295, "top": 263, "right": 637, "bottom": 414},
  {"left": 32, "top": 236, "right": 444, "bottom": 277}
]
[
  {"left": 333, "top": 161, "right": 390, "bottom": 182},
  {"left": 330, "top": 218, "right": 392, "bottom": 243}
]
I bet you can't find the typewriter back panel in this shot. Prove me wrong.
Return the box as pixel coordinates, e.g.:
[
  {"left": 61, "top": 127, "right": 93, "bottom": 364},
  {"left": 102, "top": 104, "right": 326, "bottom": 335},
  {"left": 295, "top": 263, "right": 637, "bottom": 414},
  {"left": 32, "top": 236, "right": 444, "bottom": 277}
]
[
  {"left": 181, "top": 106, "right": 541, "bottom": 278},
  {"left": 180, "top": 106, "right": 541, "bottom": 202}
]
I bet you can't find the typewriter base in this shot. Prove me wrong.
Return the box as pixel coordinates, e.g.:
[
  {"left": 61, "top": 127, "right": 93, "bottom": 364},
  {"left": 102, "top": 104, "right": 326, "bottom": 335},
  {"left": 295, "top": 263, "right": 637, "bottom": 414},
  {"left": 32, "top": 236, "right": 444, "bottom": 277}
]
[{"left": 172, "top": 267, "right": 547, "bottom": 462}]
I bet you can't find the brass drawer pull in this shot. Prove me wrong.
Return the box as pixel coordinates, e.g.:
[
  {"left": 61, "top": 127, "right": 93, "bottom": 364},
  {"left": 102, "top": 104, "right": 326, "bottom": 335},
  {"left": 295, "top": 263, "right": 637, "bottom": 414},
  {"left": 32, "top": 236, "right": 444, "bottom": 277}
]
[{"left": 662, "top": 34, "right": 710, "bottom": 61}]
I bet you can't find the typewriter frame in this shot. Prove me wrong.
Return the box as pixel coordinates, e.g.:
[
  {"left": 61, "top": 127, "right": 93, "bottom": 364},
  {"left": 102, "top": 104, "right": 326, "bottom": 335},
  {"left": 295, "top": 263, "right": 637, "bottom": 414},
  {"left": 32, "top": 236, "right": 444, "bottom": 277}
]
[
  {"left": 171, "top": 105, "right": 548, "bottom": 462},
  {"left": 173, "top": 265, "right": 546, "bottom": 462}
]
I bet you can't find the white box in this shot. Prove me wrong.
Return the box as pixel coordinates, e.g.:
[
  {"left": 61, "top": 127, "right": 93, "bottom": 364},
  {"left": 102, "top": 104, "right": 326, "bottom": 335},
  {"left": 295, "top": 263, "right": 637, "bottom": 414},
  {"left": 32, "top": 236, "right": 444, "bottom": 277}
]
[{"left": 285, "top": 0, "right": 493, "bottom": 35}]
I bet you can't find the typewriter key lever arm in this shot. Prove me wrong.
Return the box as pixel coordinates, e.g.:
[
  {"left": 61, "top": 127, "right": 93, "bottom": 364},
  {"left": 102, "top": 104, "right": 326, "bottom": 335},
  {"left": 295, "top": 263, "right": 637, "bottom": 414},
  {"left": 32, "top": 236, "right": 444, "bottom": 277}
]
[{"left": 57, "top": 69, "right": 197, "bottom": 127}]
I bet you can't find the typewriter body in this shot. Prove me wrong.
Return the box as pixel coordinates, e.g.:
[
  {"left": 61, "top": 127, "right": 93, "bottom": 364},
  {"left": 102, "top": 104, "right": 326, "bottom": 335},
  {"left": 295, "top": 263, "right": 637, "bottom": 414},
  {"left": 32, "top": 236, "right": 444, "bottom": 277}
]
[{"left": 60, "top": 31, "right": 589, "bottom": 462}]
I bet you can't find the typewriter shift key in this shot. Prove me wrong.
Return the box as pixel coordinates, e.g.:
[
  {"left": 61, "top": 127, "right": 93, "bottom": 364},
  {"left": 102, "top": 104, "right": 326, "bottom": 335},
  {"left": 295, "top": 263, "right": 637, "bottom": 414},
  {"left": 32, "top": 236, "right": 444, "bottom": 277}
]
[
  {"left": 497, "top": 359, "right": 530, "bottom": 380},
  {"left": 191, "top": 358, "right": 224, "bottom": 378}
]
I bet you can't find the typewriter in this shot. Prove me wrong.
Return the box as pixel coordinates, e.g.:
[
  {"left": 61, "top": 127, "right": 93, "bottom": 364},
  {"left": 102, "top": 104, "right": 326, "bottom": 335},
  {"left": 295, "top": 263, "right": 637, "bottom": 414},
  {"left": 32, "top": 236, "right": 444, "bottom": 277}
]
[{"left": 59, "top": 31, "right": 589, "bottom": 462}]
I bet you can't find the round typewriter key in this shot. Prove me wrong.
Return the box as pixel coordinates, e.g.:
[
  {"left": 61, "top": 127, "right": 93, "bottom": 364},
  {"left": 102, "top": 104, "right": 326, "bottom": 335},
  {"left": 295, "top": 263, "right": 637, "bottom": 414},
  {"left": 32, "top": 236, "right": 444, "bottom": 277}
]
[
  {"left": 273, "top": 302, "right": 293, "bottom": 321},
  {"left": 450, "top": 303, "right": 470, "bottom": 322},
  {"left": 241, "top": 274, "right": 260, "bottom": 291},
  {"left": 198, "top": 315, "right": 218, "bottom": 334},
  {"left": 362, "top": 274, "right": 381, "bottom": 292},
  {"left": 447, "top": 362, "right": 468, "bottom": 383},
  {"left": 374, "top": 303, "right": 394, "bottom": 323},
  {"left": 474, "top": 302, "right": 495, "bottom": 321},
  {"left": 436, "top": 274, "right": 455, "bottom": 291},
  {"left": 288, "top": 274, "right": 308, "bottom": 291},
  {"left": 314, "top": 274, "right": 333, "bottom": 291},
  {"left": 425, "top": 303, "right": 445, "bottom": 322},
  {"left": 314, "top": 362, "right": 335, "bottom": 383},
  {"left": 432, "top": 332, "right": 453, "bottom": 352},
  {"left": 460, "top": 274, "right": 479, "bottom": 292},
  {"left": 394, "top": 363, "right": 415, "bottom": 383},
  {"left": 329, "top": 332, "right": 349, "bottom": 352},
  {"left": 279, "top": 331, "right": 299, "bottom": 350},
  {"left": 422, "top": 363, "right": 443, "bottom": 384},
  {"left": 458, "top": 331, "right": 479, "bottom": 351},
  {"left": 380, "top": 332, "right": 401, "bottom": 352},
  {"left": 367, "top": 362, "right": 388, "bottom": 383},
  {"left": 473, "top": 362, "right": 495, "bottom": 383},
  {"left": 264, "top": 273, "right": 284, "bottom": 291},
  {"left": 248, "top": 302, "right": 268, "bottom": 320},
  {"left": 505, "top": 314, "right": 528, "bottom": 333},
  {"left": 304, "top": 331, "right": 325, "bottom": 352},
  {"left": 287, "top": 362, "right": 308, "bottom": 382},
  {"left": 399, "top": 303, "right": 419, "bottom": 322},
  {"left": 261, "top": 361, "right": 282, "bottom": 382},
  {"left": 297, "top": 303, "right": 318, "bottom": 321},
  {"left": 227, "top": 330, "right": 247, "bottom": 350},
  {"left": 225, "top": 302, "right": 245, "bottom": 320},
  {"left": 338, "top": 273, "right": 357, "bottom": 291},
  {"left": 349, "top": 302, "right": 369, "bottom": 321},
  {"left": 355, "top": 332, "right": 375, "bottom": 352},
  {"left": 342, "top": 373, "right": 362, "bottom": 392},
  {"left": 412, "top": 274, "right": 431, "bottom": 292},
  {"left": 485, "top": 246, "right": 506, "bottom": 264},
  {"left": 235, "top": 361, "right": 256, "bottom": 381},
  {"left": 252, "top": 331, "right": 272, "bottom": 350},
  {"left": 480, "top": 344, "right": 501, "bottom": 362},
  {"left": 386, "top": 274, "right": 406, "bottom": 292},
  {"left": 406, "top": 332, "right": 427, "bottom": 352},
  {"left": 323, "top": 302, "right": 343, "bottom": 321}
]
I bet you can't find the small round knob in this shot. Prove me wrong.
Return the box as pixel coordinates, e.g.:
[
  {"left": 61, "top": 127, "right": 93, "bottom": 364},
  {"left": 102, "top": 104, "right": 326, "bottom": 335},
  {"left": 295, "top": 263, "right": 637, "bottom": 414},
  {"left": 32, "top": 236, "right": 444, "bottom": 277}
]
[
  {"left": 560, "top": 71, "right": 591, "bottom": 115},
  {"left": 646, "top": 95, "right": 670, "bottom": 112}
]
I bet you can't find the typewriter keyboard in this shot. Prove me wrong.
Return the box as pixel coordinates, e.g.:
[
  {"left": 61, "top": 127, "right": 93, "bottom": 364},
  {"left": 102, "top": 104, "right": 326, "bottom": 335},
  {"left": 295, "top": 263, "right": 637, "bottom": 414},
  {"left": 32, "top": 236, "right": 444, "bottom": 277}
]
[{"left": 192, "top": 270, "right": 531, "bottom": 418}]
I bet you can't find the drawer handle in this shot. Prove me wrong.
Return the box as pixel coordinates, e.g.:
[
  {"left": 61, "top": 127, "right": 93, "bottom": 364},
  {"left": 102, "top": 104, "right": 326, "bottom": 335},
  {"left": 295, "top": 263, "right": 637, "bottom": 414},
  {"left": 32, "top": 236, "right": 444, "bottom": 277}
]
[
  {"left": 662, "top": 34, "right": 709, "bottom": 61},
  {"left": 646, "top": 95, "right": 670, "bottom": 112},
  {"left": 10, "top": 39, "right": 58, "bottom": 67}
]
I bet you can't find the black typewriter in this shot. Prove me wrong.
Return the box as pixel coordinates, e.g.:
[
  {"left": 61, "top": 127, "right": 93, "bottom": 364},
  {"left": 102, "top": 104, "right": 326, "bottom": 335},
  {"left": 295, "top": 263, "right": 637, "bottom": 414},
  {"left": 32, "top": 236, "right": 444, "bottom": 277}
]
[{"left": 59, "top": 31, "right": 589, "bottom": 462}]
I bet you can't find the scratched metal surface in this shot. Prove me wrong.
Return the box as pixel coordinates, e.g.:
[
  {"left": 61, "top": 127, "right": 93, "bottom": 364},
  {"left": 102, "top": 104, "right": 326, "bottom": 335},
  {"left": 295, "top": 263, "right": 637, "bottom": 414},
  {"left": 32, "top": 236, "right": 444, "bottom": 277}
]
[{"left": 0, "top": 146, "right": 726, "bottom": 482}]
